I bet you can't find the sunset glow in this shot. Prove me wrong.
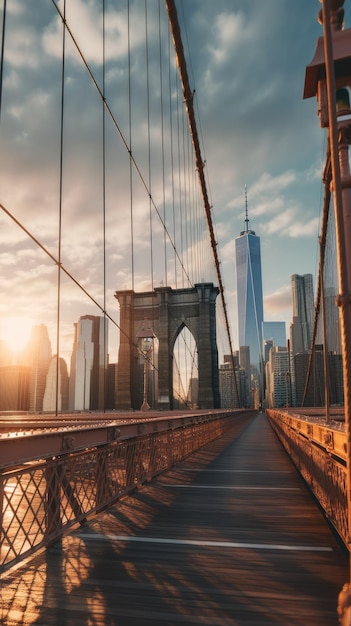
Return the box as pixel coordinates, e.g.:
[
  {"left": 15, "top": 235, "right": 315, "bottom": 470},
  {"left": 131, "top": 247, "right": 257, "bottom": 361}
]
[{"left": 0, "top": 317, "right": 33, "bottom": 354}]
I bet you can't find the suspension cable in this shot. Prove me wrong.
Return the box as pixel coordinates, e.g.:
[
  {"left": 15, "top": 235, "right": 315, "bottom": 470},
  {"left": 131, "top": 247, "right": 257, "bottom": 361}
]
[
  {"left": 158, "top": 0, "right": 168, "bottom": 287},
  {"left": 302, "top": 151, "right": 332, "bottom": 407},
  {"left": 55, "top": 0, "right": 66, "bottom": 415},
  {"left": 0, "top": 0, "right": 6, "bottom": 124},
  {"left": 102, "top": 0, "right": 107, "bottom": 411},
  {"left": 165, "top": 0, "right": 235, "bottom": 359},
  {"left": 127, "top": 0, "right": 135, "bottom": 292},
  {"left": 50, "top": 0, "right": 192, "bottom": 288},
  {"left": 145, "top": 0, "right": 154, "bottom": 293}
]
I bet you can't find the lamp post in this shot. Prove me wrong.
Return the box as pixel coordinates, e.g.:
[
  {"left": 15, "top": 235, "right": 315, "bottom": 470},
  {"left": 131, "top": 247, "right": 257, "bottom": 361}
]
[
  {"left": 304, "top": 1, "right": 351, "bottom": 621},
  {"left": 137, "top": 322, "right": 155, "bottom": 412}
]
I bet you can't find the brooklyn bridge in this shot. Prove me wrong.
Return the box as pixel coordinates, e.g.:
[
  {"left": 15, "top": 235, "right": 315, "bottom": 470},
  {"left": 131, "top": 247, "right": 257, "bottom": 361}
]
[{"left": 0, "top": 1, "right": 351, "bottom": 624}]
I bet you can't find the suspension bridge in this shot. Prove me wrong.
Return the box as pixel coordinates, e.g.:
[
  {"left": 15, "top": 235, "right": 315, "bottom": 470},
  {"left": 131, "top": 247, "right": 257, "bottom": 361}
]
[{"left": 0, "top": 0, "right": 351, "bottom": 624}]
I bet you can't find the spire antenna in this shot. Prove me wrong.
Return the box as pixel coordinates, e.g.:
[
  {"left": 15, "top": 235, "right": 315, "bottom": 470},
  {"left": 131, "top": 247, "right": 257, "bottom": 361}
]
[{"left": 244, "top": 185, "right": 249, "bottom": 233}]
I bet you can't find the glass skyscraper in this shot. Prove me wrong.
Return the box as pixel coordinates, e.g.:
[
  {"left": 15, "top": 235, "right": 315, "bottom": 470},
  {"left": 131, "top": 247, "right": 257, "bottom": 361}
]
[
  {"left": 69, "top": 315, "right": 108, "bottom": 411},
  {"left": 262, "top": 321, "right": 286, "bottom": 351},
  {"left": 290, "top": 273, "right": 314, "bottom": 354},
  {"left": 235, "top": 213, "right": 264, "bottom": 370}
]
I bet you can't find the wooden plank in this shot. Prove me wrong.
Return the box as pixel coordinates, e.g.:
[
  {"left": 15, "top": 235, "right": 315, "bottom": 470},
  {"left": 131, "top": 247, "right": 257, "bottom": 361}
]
[{"left": 0, "top": 413, "right": 347, "bottom": 625}]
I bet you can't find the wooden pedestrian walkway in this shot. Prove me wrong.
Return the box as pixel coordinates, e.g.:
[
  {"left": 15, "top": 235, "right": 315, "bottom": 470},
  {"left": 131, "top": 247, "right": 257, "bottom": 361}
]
[{"left": 0, "top": 413, "right": 348, "bottom": 625}]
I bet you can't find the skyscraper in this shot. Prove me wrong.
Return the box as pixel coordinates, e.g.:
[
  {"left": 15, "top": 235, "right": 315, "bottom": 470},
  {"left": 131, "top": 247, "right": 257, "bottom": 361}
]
[
  {"left": 0, "top": 365, "right": 30, "bottom": 411},
  {"left": 235, "top": 191, "right": 264, "bottom": 370},
  {"left": 266, "top": 346, "right": 290, "bottom": 408},
  {"left": 262, "top": 321, "right": 286, "bottom": 352},
  {"left": 69, "top": 315, "right": 108, "bottom": 411},
  {"left": 27, "top": 324, "right": 52, "bottom": 412},
  {"left": 290, "top": 274, "right": 314, "bottom": 354},
  {"left": 43, "top": 355, "right": 69, "bottom": 412}
]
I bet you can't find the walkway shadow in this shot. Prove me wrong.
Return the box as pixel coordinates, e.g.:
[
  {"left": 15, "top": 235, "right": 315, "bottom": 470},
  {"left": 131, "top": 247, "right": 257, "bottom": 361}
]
[{"left": 0, "top": 414, "right": 347, "bottom": 625}]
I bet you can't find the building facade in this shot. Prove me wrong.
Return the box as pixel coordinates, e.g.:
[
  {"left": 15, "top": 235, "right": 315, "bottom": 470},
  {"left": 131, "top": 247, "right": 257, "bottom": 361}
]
[
  {"left": 43, "top": 356, "right": 69, "bottom": 412},
  {"left": 235, "top": 214, "right": 264, "bottom": 371},
  {"left": 69, "top": 315, "right": 108, "bottom": 411},
  {"left": 0, "top": 365, "right": 30, "bottom": 411},
  {"left": 290, "top": 274, "right": 314, "bottom": 355},
  {"left": 266, "top": 346, "right": 291, "bottom": 408},
  {"left": 28, "top": 324, "right": 52, "bottom": 413},
  {"left": 219, "top": 362, "right": 237, "bottom": 408},
  {"left": 262, "top": 321, "right": 286, "bottom": 353}
]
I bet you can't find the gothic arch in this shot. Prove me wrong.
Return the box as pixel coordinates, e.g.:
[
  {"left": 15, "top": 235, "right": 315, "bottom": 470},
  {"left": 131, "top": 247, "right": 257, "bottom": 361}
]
[
  {"left": 115, "top": 283, "right": 220, "bottom": 410},
  {"left": 170, "top": 320, "right": 198, "bottom": 407}
]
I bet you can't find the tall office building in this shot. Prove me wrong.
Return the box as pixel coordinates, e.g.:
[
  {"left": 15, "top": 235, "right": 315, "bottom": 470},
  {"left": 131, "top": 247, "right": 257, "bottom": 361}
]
[
  {"left": 316, "top": 285, "right": 341, "bottom": 355},
  {"left": 262, "top": 321, "right": 286, "bottom": 351},
  {"left": 0, "top": 365, "right": 30, "bottom": 411},
  {"left": 218, "top": 359, "right": 235, "bottom": 408},
  {"left": 69, "top": 315, "right": 108, "bottom": 411},
  {"left": 263, "top": 339, "right": 274, "bottom": 365},
  {"left": 219, "top": 355, "right": 244, "bottom": 408},
  {"left": 43, "top": 355, "right": 69, "bottom": 412},
  {"left": 266, "top": 346, "right": 291, "bottom": 408},
  {"left": 28, "top": 324, "right": 52, "bottom": 413},
  {"left": 290, "top": 274, "right": 314, "bottom": 354},
  {"left": 235, "top": 192, "right": 264, "bottom": 370}
]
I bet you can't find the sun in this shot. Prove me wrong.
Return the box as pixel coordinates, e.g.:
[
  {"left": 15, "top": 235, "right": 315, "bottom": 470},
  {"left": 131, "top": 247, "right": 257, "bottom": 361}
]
[{"left": 0, "top": 317, "right": 34, "bottom": 354}]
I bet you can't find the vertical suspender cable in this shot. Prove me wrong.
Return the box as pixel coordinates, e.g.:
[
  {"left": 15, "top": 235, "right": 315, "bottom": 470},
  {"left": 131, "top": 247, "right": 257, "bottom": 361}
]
[
  {"left": 145, "top": 0, "right": 154, "bottom": 293},
  {"left": 189, "top": 138, "right": 196, "bottom": 284},
  {"left": 102, "top": 0, "right": 106, "bottom": 411},
  {"left": 176, "top": 85, "right": 184, "bottom": 286},
  {"left": 0, "top": 0, "right": 6, "bottom": 124},
  {"left": 301, "top": 155, "right": 332, "bottom": 409},
  {"left": 182, "top": 105, "right": 189, "bottom": 281},
  {"left": 165, "top": 0, "right": 235, "bottom": 362},
  {"left": 167, "top": 30, "right": 177, "bottom": 288},
  {"left": 127, "top": 0, "right": 134, "bottom": 291},
  {"left": 56, "top": 0, "right": 66, "bottom": 415},
  {"left": 158, "top": 0, "right": 167, "bottom": 287}
]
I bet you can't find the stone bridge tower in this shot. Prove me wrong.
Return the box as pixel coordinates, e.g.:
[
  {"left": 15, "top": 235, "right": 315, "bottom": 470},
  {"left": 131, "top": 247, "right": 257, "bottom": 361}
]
[{"left": 115, "top": 283, "right": 220, "bottom": 410}]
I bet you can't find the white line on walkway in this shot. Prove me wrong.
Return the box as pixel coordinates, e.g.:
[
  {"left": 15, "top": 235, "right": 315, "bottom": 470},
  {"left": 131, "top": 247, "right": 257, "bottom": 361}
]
[
  {"left": 178, "top": 469, "right": 291, "bottom": 473},
  {"left": 160, "top": 484, "right": 300, "bottom": 490},
  {"left": 78, "top": 533, "right": 332, "bottom": 552}
]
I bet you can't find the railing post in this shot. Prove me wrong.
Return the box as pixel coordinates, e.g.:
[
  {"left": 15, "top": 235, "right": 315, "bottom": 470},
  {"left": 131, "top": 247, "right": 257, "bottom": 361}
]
[
  {"left": 96, "top": 445, "right": 109, "bottom": 508},
  {"left": 45, "top": 461, "right": 62, "bottom": 539}
]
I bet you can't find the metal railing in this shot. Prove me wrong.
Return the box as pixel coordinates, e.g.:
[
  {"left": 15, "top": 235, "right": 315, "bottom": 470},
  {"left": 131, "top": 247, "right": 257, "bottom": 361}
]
[
  {"left": 267, "top": 409, "right": 348, "bottom": 546},
  {"left": 0, "top": 409, "right": 251, "bottom": 573}
]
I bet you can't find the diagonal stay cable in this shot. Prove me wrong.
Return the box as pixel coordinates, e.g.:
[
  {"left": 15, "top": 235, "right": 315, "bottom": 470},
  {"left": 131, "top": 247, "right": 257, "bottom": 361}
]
[
  {"left": 0, "top": 202, "right": 179, "bottom": 397},
  {"left": 0, "top": 203, "right": 117, "bottom": 330},
  {"left": 50, "top": 0, "right": 192, "bottom": 288},
  {"left": 165, "top": 0, "right": 235, "bottom": 360}
]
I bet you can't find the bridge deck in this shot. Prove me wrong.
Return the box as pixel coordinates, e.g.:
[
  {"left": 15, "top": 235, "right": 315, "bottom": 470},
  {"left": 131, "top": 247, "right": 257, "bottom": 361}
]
[{"left": 0, "top": 413, "right": 348, "bottom": 625}]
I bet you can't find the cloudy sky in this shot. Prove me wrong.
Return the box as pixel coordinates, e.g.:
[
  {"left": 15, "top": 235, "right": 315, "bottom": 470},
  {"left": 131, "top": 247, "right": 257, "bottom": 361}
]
[{"left": 0, "top": 0, "right": 332, "bottom": 364}]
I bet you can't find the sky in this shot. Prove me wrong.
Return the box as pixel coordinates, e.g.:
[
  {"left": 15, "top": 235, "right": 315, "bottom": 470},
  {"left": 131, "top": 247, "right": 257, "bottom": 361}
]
[{"left": 0, "top": 0, "right": 334, "bottom": 366}]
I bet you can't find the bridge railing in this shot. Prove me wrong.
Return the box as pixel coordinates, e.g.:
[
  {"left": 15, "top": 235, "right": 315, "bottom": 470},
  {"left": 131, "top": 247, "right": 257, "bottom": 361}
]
[
  {"left": 0, "top": 409, "right": 251, "bottom": 573},
  {"left": 267, "top": 409, "right": 347, "bottom": 546}
]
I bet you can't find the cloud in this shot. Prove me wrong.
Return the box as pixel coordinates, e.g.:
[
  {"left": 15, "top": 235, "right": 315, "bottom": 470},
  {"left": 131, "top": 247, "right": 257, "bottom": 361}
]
[
  {"left": 209, "top": 11, "right": 248, "bottom": 65},
  {"left": 0, "top": 0, "right": 328, "bottom": 364},
  {"left": 264, "top": 285, "right": 292, "bottom": 318},
  {"left": 283, "top": 217, "right": 320, "bottom": 238}
]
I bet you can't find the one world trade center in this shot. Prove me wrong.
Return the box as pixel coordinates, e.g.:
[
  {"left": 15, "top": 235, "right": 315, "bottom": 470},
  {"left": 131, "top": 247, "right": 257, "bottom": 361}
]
[{"left": 234, "top": 192, "right": 264, "bottom": 373}]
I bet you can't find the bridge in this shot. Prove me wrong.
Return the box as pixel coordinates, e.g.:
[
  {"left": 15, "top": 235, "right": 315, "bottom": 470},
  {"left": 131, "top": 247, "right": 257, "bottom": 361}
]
[{"left": 1, "top": 0, "right": 351, "bottom": 624}]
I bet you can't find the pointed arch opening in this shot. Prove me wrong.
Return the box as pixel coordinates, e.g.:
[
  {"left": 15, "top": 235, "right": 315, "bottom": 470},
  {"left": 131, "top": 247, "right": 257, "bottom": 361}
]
[{"left": 172, "top": 324, "right": 198, "bottom": 409}]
